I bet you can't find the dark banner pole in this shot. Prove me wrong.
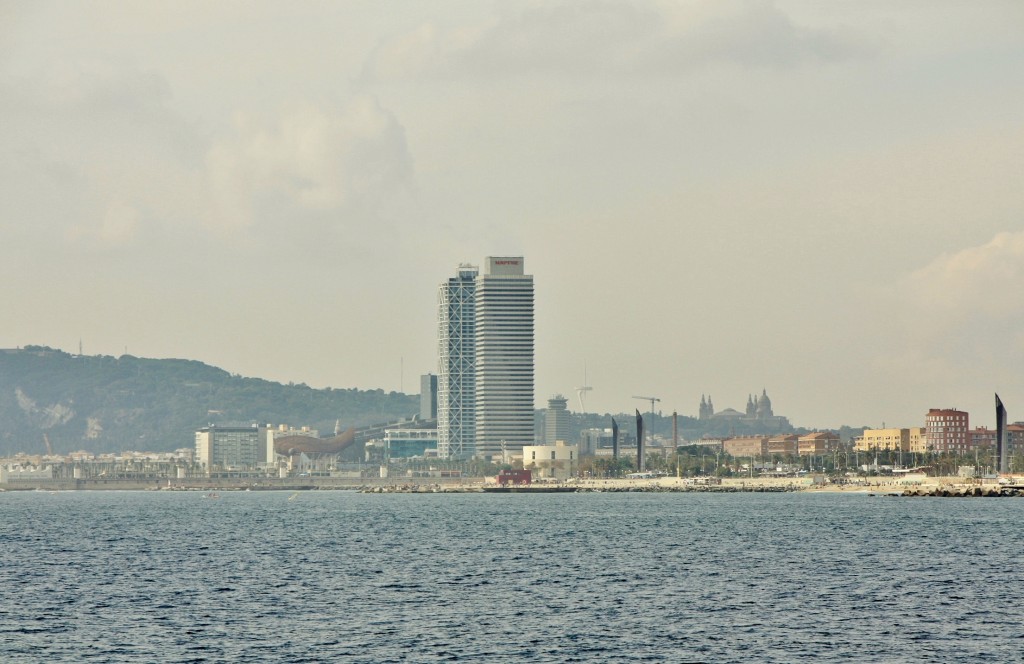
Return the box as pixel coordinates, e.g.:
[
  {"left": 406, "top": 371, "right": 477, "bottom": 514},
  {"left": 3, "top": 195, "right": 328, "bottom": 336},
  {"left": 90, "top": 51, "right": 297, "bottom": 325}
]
[
  {"left": 997, "top": 393, "right": 1008, "bottom": 474},
  {"left": 636, "top": 409, "right": 644, "bottom": 473},
  {"left": 610, "top": 420, "right": 618, "bottom": 467}
]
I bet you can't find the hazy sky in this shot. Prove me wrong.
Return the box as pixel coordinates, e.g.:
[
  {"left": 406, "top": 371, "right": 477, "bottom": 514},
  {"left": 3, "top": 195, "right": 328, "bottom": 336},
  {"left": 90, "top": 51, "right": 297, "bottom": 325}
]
[{"left": 3, "top": 1, "right": 1023, "bottom": 429}]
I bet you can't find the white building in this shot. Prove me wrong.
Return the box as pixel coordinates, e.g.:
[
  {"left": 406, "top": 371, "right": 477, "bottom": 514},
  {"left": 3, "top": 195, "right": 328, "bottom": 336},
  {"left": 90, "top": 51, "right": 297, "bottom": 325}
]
[
  {"left": 546, "top": 395, "right": 569, "bottom": 445},
  {"left": 195, "top": 425, "right": 263, "bottom": 469},
  {"left": 522, "top": 442, "right": 579, "bottom": 480},
  {"left": 437, "top": 264, "right": 478, "bottom": 459},
  {"left": 475, "top": 257, "right": 535, "bottom": 459}
]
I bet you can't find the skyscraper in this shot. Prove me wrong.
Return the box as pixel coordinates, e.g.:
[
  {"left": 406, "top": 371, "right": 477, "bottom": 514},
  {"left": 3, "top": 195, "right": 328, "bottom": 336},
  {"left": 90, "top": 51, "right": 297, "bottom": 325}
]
[
  {"left": 437, "top": 264, "right": 478, "bottom": 459},
  {"left": 475, "top": 256, "right": 535, "bottom": 459}
]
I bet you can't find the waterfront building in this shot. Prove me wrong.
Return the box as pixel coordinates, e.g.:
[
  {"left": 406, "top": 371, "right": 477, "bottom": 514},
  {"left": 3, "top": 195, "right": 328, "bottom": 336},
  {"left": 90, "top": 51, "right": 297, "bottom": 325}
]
[
  {"left": 195, "top": 425, "right": 263, "bottom": 469},
  {"left": 523, "top": 441, "right": 579, "bottom": 480},
  {"left": 723, "top": 436, "right": 768, "bottom": 458},
  {"left": 925, "top": 409, "right": 969, "bottom": 453},
  {"left": 688, "top": 437, "right": 725, "bottom": 451},
  {"left": 437, "top": 264, "right": 479, "bottom": 459},
  {"left": 797, "top": 432, "right": 840, "bottom": 456},
  {"left": 1009, "top": 423, "right": 1024, "bottom": 454},
  {"left": 766, "top": 434, "right": 799, "bottom": 456},
  {"left": 0, "top": 465, "right": 54, "bottom": 483},
  {"left": 474, "top": 256, "right": 535, "bottom": 459},
  {"left": 909, "top": 427, "right": 928, "bottom": 454},
  {"left": 545, "top": 395, "right": 569, "bottom": 445},
  {"left": 578, "top": 428, "right": 609, "bottom": 455},
  {"left": 857, "top": 428, "right": 910, "bottom": 453},
  {"left": 969, "top": 426, "right": 996, "bottom": 451},
  {"left": 420, "top": 373, "right": 438, "bottom": 421},
  {"left": 384, "top": 427, "right": 438, "bottom": 458}
]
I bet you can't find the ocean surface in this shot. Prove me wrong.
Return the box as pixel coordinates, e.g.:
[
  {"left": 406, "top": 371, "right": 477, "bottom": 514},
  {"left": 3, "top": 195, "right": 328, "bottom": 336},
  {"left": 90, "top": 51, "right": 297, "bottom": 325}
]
[{"left": 2, "top": 490, "right": 1023, "bottom": 663}]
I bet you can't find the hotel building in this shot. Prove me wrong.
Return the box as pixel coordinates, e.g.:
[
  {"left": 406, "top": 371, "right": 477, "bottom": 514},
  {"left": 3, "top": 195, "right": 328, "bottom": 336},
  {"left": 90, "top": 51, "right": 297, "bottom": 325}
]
[{"left": 474, "top": 257, "right": 535, "bottom": 459}]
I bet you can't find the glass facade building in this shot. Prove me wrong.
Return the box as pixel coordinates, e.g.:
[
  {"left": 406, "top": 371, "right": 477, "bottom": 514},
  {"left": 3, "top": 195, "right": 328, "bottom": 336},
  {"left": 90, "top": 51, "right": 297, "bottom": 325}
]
[{"left": 437, "top": 265, "right": 478, "bottom": 459}]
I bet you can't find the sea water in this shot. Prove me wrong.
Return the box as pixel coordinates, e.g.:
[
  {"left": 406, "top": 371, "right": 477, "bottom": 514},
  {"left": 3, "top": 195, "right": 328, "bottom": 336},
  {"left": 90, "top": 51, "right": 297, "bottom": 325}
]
[{"left": 2, "top": 490, "right": 1023, "bottom": 663}]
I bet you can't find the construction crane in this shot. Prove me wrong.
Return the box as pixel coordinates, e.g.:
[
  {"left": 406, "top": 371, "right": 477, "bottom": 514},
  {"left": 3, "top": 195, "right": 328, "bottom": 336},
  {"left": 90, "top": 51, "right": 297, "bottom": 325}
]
[
  {"left": 632, "top": 396, "right": 661, "bottom": 445},
  {"left": 632, "top": 395, "right": 661, "bottom": 415}
]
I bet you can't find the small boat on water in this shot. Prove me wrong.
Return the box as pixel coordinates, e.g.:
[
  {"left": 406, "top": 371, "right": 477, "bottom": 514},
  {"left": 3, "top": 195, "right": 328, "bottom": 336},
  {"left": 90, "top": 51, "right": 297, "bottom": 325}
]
[{"left": 204, "top": 492, "right": 220, "bottom": 499}]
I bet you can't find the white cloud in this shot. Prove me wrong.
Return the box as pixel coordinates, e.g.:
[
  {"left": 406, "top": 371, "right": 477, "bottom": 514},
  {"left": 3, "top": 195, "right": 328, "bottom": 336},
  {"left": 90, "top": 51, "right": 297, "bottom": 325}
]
[
  {"left": 203, "top": 98, "right": 413, "bottom": 235},
  {"left": 360, "top": 0, "right": 876, "bottom": 82},
  {"left": 907, "top": 231, "right": 1024, "bottom": 319},
  {"left": 873, "top": 231, "right": 1024, "bottom": 406}
]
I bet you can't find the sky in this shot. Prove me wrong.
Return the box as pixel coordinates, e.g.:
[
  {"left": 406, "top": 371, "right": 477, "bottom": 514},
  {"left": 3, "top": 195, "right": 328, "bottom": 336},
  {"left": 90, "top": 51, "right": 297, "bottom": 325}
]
[{"left": 2, "top": 1, "right": 1023, "bottom": 430}]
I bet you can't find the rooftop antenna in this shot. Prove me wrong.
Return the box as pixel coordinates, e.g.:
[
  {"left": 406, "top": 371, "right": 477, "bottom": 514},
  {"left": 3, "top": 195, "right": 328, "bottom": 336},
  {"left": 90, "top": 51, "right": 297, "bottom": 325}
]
[{"left": 574, "top": 361, "right": 593, "bottom": 412}]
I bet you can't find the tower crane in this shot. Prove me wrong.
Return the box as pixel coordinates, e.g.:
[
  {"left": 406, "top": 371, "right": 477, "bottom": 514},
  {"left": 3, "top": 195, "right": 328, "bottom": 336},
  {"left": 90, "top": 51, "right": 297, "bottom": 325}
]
[
  {"left": 632, "top": 395, "right": 661, "bottom": 445},
  {"left": 632, "top": 395, "right": 661, "bottom": 415}
]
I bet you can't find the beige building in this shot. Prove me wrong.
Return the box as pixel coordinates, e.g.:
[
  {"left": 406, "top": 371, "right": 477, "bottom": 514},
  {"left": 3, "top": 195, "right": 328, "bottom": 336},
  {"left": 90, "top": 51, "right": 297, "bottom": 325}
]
[
  {"left": 522, "top": 441, "right": 579, "bottom": 480},
  {"left": 724, "top": 436, "right": 768, "bottom": 458},
  {"left": 766, "top": 435, "right": 799, "bottom": 456},
  {"left": 908, "top": 427, "right": 928, "bottom": 453},
  {"left": 798, "top": 432, "right": 841, "bottom": 456},
  {"left": 857, "top": 428, "right": 909, "bottom": 452}
]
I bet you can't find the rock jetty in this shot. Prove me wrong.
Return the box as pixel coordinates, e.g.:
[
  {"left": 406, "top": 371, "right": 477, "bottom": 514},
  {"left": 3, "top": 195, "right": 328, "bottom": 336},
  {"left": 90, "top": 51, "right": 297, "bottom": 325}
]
[{"left": 901, "top": 485, "right": 1024, "bottom": 498}]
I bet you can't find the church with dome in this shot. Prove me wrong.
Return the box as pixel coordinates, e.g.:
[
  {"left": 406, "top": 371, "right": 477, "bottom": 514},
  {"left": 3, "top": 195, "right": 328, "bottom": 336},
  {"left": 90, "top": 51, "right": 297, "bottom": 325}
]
[{"left": 697, "top": 389, "right": 791, "bottom": 433}]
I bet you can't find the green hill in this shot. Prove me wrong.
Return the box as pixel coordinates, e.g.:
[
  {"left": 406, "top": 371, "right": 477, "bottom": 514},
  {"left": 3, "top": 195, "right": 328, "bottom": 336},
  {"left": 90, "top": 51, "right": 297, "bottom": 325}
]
[{"left": 0, "top": 346, "right": 418, "bottom": 455}]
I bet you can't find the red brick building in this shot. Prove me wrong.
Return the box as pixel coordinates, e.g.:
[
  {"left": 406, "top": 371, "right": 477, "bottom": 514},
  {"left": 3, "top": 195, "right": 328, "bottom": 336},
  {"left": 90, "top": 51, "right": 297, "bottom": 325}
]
[{"left": 925, "top": 409, "right": 969, "bottom": 453}]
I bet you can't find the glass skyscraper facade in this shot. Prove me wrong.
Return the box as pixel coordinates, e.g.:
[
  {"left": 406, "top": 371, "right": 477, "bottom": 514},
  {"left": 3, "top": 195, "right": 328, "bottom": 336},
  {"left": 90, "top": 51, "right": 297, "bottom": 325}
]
[{"left": 437, "top": 265, "right": 478, "bottom": 459}]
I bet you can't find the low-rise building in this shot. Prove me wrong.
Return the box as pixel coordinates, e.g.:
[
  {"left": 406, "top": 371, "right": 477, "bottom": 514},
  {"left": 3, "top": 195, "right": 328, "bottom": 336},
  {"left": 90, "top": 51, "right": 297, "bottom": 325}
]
[
  {"left": 970, "top": 426, "right": 996, "bottom": 450},
  {"left": 767, "top": 434, "right": 799, "bottom": 456},
  {"left": 384, "top": 427, "right": 438, "bottom": 458},
  {"left": 522, "top": 441, "right": 579, "bottom": 480},
  {"left": 909, "top": 427, "right": 928, "bottom": 453},
  {"left": 798, "top": 432, "right": 841, "bottom": 456},
  {"left": 724, "top": 436, "right": 768, "bottom": 458},
  {"left": 857, "top": 428, "right": 909, "bottom": 452}
]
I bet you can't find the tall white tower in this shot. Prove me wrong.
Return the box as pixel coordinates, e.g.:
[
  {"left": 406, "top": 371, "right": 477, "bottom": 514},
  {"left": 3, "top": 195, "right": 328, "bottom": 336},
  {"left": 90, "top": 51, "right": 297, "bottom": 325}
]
[
  {"left": 474, "top": 256, "right": 535, "bottom": 458},
  {"left": 437, "top": 264, "right": 478, "bottom": 459},
  {"left": 546, "top": 395, "right": 569, "bottom": 445}
]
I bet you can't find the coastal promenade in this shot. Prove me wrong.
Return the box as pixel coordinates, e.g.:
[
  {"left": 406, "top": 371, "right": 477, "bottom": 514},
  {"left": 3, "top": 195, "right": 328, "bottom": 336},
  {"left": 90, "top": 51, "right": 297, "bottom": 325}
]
[{"left": 0, "top": 474, "right": 1005, "bottom": 494}]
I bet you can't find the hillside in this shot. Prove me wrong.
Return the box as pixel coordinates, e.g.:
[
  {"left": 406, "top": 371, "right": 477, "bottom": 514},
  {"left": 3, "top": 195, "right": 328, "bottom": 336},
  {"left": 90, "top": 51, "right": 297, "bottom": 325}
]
[{"left": 0, "top": 347, "right": 418, "bottom": 455}]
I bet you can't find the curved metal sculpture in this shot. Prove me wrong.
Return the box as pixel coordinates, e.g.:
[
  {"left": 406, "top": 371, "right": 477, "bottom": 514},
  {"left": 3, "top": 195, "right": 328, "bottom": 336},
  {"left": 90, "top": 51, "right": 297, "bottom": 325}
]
[{"left": 273, "top": 427, "right": 356, "bottom": 456}]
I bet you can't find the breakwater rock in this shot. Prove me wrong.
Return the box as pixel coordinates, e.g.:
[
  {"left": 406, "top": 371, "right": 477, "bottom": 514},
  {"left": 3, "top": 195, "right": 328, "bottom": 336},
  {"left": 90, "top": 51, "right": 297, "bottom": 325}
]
[
  {"left": 362, "top": 484, "right": 804, "bottom": 494},
  {"left": 901, "top": 485, "right": 1024, "bottom": 498}
]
